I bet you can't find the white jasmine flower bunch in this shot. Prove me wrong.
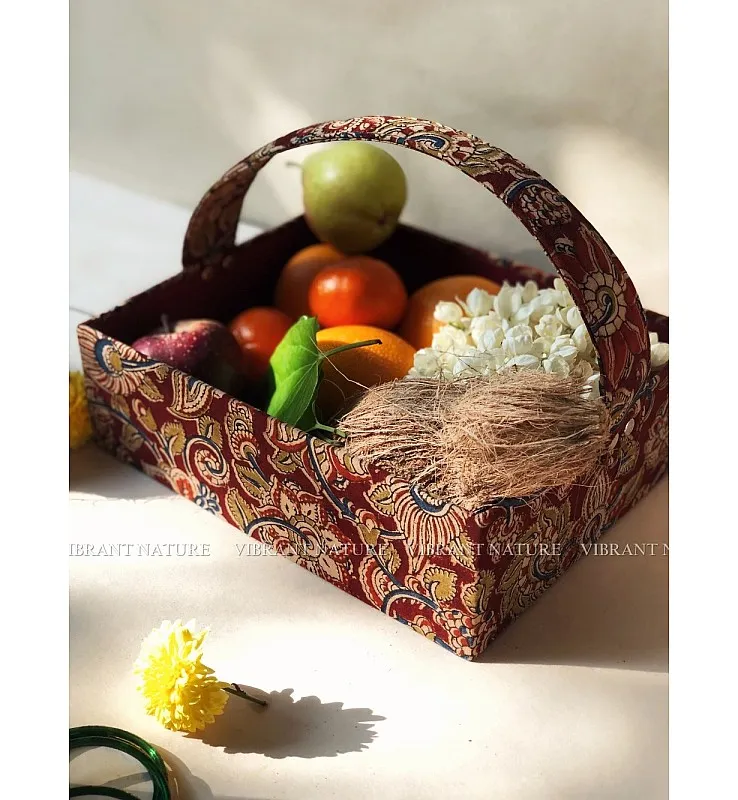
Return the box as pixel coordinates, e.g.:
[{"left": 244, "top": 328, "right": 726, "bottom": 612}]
[{"left": 408, "top": 278, "right": 669, "bottom": 399}]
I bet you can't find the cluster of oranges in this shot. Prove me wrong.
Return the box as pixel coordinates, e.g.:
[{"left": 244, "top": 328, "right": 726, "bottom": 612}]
[{"left": 228, "top": 243, "right": 500, "bottom": 420}]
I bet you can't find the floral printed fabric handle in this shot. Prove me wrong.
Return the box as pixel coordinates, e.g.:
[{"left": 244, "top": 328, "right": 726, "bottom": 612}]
[{"left": 182, "top": 116, "right": 651, "bottom": 413}]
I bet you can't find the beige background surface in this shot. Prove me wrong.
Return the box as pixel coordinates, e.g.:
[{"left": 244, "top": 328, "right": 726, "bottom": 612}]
[{"left": 70, "top": 0, "right": 668, "bottom": 314}]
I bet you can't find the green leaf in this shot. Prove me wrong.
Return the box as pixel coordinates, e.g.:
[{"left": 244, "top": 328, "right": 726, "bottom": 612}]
[
  {"left": 266, "top": 316, "right": 322, "bottom": 429},
  {"left": 265, "top": 315, "right": 382, "bottom": 434}
]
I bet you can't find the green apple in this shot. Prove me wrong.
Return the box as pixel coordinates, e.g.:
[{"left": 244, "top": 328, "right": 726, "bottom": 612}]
[{"left": 301, "top": 142, "right": 407, "bottom": 254}]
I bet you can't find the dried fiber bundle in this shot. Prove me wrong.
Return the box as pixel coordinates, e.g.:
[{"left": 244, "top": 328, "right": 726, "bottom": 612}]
[{"left": 338, "top": 372, "right": 611, "bottom": 509}]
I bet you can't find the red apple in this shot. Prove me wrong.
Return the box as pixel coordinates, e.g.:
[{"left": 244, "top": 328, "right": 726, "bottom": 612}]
[{"left": 132, "top": 318, "right": 248, "bottom": 396}]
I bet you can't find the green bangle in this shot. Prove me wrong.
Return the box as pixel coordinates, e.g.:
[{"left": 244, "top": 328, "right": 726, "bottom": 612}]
[{"left": 69, "top": 725, "right": 171, "bottom": 800}]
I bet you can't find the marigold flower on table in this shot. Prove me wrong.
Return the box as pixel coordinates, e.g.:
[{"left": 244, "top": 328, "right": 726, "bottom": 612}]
[
  {"left": 69, "top": 371, "right": 92, "bottom": 449},
  {"left": 134, "top": 619, "right": 266, "bottom": 733}
]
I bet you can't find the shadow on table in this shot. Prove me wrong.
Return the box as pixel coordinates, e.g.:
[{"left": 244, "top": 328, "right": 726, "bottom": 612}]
[
  {"left": 191, "top": 687, "right": 385, "bottom": 758},
  {"left": 478, "top": 478, "right": 668, "bottom": 672},
  {"left": 157, "top": 746, "right": 275, "bottom": 800},
  {"left": 69, "top": 443, "right": 172, "bottom": 501}
]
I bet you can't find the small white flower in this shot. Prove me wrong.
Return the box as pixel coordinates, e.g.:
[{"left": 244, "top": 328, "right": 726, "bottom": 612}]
[
  {"left": 440, "top": 352, "right": 460, "bottom": 380},
  {"left": 507, "top": 324, "right": 534, "bottom": 340},
  {"left": 528, "top": 301, "right": 555, "bottom": 325},
  {"left": 530, "top": 337, "right": 550, "bottom": 359},
  {"left": 510, "top": 285, "right": 524, "bottom": 315},
  {"left": 554, "top": 277, "right": 575, "bottom": 307},
  {"left": 585, "top": 372, "right": 601, "bottom": 400},
  {"left": 478, "top": 329, "right": 506, "bottom": 352},
  {"left": 651, "top": 342, "right": 669, "bottom": 367},
  {"left": 549, "top": 335, "right": 578, "bottom": 362},
  {"left": 434, "top": 301, "right": 463, "bottom": 324},
  {"left": 503, "top": 354, "right": 541, "bottom": 370},
  {"left": 573, "top": 323, "right": 593, "bottom": 354},
  {"left": 551, "top": 334, "right": 574, "bottom": 348},
  {"left": 485, "top": 348, "right": 507, "bottom": 371},
  {"left": 522, "top": 280, "right": 539, "bottom": 304},
  {"left": 532, "top": 336, "right": 554, "bottom": 358},
  {"left": 454, "top": 347, "right": 499, "bottom": 376},
  {"left": 535, "top": 314, "right": 563, "bottom": 340},
  {"left": 543, "top": 355, "right": 571, "bottom": 376},
  {"left": 566, "top": 306, "right": 583, "bottom": 329},
  {"left": 537, "top": 288, "right": 562, "bottom": 307},
  {"left": 571, "top": 360, "right": 594, "bottom": 380},
  {"left": 413, "top": 348, "right": 441, "bottom": 376},
  {"left": 432, "top": 325, "right": 469, "bottom": 355},
  {"left": 503, "top": 325, "right": 534, "bottom": 356},
  {"left": 408, "top": 275, "right": 665, "bottom": 395},
  {"left": 469, "top": 316, "right": 504, "bottom": 351},
  {"left": 452, "top": 360, "right": 476, "bottom": 378},
  {"left": 464, "top": 288, "right": 495, "bottom": 317},
  {"left": 512, "top": 303, "right": 534, "bottom": 325},
  {"left": 494, "top": 284, "right": 515, "bottom": 319}
]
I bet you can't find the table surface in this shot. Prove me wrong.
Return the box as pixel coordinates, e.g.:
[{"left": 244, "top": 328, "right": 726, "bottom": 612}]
[{"left": 69, "top": 172, "right": 668, "bottom": 800}]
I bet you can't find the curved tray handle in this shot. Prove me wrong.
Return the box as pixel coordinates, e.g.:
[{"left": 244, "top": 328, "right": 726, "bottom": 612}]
[{"left": 182, "top": 115, "right": 651, "bottom": 413}]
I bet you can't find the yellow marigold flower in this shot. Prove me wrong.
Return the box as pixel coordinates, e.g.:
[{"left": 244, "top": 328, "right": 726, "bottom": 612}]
[
  {"left": 134, "top": 619, "right": 230, "bottom": 733},
  {"left": 69, "top": 371, "right": 92, "bottom": 449}
]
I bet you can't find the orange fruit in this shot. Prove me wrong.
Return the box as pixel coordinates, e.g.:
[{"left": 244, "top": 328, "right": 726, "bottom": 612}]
[
  {"left": 308, "top": 256, "right": 408, "bottom": 329},
  {"left": 275, "top": 243, "right": 347, "bottom": 320},
  {"left": 399, "top": 274, "right": 502, "bottom": 350},
  {"left": 316, "top": 325, "right": 415, "bottom": 420},
  {"left": 229, "top": 306, "right": 293, "bottom": 381}
]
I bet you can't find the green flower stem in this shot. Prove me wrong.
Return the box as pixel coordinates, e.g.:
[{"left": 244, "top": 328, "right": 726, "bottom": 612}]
[
  {"left": 320, "top": 338, "right": 382, "bottom": 360},
  {"left": 309, "top": 421, "right": 348, "bottom": 439},
  {"left": 311, "top": 338, "right": 381, "bottom": 438},
  {"left": 224, "top": 683, "right": 268, "bottom": 707},
  {"left": 310, "top": 421, "right": 340, "bottom": 436}
]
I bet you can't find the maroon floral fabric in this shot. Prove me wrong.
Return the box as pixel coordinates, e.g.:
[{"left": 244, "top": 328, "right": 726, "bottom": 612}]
[{"left": 78, "top": 117, "right": 668, "bottom": 660}]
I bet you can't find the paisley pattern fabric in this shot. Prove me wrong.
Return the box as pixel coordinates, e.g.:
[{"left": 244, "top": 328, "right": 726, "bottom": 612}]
[
  {"left": 78, "top": 116, "right": 669, "bottom": 660},
  {"left": 78, "top": 300, "right": 667, "bottom": 661}
]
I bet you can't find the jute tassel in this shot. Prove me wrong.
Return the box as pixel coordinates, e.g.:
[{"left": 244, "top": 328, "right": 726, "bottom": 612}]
[{"left": 337, "top": 372, "right": 611, "bottom": 509}]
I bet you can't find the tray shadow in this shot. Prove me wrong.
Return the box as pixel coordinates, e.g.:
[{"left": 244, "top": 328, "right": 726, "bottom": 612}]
[
  {"left": 479, "top": 478, "right": 668, "bottom": 672},
  {"left": 190, "top": 687, "right": 385, "bottom": 758},
  {"left": 70, "top": 443, "right": 172, "bottom": 501}
]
